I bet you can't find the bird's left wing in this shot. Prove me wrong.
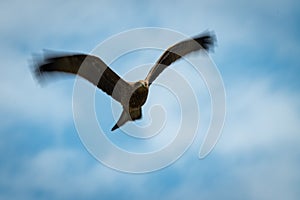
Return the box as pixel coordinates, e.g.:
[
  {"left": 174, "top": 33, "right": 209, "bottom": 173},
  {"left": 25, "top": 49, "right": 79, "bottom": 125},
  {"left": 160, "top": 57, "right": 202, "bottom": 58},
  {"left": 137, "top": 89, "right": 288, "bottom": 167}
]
[
  {"left": 34, "top": 53, "right": 130, "bottom": 104},
  {"left": 145, "top": 31, "right": 216, "bottom": 86}
]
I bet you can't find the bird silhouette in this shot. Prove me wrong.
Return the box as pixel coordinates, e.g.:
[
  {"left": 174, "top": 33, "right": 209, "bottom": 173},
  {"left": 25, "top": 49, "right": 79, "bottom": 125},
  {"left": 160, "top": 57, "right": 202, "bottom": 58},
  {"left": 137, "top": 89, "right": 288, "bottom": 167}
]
[{"left": 34, "top": 31, "right": 216, "bottom": 131}]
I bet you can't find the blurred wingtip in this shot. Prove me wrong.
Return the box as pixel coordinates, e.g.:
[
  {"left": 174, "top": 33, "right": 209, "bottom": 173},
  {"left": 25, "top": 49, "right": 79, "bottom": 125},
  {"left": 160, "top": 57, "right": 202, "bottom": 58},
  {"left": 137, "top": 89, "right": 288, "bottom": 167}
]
[
  {"left": 29, "top": 50, "right": 76, "bottom": 85},
  {"left": 29, "top": 52, "right": 47, "bottom": 86},
  {"left": 194, "top": 30, "right": 217, "bottom": 53}
]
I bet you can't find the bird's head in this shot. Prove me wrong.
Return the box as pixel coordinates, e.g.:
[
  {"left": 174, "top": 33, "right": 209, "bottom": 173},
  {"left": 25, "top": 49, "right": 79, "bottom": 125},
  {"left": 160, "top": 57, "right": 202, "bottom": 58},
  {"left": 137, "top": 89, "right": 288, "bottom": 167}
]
[{"left": 138, "top": 80, "right": 148, "bottom": 88}]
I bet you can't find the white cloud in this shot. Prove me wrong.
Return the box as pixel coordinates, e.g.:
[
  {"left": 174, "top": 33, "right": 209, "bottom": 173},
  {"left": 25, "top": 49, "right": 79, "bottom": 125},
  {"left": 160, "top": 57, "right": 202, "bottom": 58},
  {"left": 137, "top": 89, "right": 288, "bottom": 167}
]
[
  {"left": 217, "top": 77, "right": 300, "bottom": 154},
  {"left": 164, "top": 76, "right": 300, "bottom": 200},
  {"left": 0, "top": 146, "right": 153, "bottom": 200}
]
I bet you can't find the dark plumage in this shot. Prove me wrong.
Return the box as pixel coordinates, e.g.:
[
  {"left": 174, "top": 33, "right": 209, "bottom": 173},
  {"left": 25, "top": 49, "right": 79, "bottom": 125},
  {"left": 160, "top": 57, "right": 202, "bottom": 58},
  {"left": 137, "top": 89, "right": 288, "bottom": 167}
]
[{"left": 33, "top": 31, "right": 216, "bottom": 131}]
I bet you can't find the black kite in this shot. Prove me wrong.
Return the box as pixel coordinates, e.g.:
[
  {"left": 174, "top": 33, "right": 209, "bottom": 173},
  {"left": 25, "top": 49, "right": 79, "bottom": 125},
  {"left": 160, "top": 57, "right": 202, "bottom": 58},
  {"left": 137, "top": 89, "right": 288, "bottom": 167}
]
[{"left": 34, "top": 32, "right": 216, "bottom": 131}]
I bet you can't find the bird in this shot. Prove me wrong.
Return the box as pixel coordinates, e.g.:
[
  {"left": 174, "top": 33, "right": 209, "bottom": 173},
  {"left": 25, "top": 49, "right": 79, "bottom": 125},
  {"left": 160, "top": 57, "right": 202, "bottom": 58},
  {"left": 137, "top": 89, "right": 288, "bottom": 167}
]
[{"left": 33, "top": 31, "right": 216, "bottom": 131}]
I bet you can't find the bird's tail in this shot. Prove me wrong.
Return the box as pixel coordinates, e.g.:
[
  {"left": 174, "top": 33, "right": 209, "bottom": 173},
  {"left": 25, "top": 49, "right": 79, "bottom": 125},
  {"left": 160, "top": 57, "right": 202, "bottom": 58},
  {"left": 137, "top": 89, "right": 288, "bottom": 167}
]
[
  {"left": 111, "top": 109, "right": 132, "bottom": 131},
  {"left": 111, "top": 107, "right": 142, "bottom": 131}
]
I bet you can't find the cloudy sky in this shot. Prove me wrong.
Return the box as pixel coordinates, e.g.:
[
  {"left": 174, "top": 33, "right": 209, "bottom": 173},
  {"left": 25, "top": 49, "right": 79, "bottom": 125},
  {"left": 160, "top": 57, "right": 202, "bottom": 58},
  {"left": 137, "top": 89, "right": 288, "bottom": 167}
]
[{"left": 1, "top": 0, "right": 300, "bottom": 199}]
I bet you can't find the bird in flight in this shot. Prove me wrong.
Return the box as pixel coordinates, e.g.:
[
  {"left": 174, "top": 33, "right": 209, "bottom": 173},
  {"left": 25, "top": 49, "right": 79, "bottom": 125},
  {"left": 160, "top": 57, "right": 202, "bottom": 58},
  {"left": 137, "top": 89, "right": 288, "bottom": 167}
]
[{"left": 34, "top": 31, "right": 216, "bottom": 131}]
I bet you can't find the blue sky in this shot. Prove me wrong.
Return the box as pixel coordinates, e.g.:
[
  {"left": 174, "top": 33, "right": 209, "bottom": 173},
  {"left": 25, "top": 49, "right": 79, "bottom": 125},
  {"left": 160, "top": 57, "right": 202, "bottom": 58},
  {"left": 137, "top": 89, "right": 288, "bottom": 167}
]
[{"left": 1, "top": 0, "right": 300, "bottom": 199}]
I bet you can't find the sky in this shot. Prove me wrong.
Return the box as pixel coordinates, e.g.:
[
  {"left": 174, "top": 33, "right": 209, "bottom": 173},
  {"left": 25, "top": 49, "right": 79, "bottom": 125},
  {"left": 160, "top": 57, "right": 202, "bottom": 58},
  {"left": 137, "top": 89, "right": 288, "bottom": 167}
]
[{"left": 1, "top": 0, "right": 300, "bottom": 199}]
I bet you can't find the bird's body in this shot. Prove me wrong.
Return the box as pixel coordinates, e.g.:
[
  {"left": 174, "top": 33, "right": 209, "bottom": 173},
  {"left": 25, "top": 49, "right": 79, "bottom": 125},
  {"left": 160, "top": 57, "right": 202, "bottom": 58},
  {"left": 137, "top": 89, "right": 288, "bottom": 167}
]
[
  {"left": 127, "top": 81, "right": 149, "bottom": 108},
  {"left": 111, "top": 81, "right": 149, "bottom": 131},
  {"left": 34, "top": 31, "right": 216, "bottom": 131}
]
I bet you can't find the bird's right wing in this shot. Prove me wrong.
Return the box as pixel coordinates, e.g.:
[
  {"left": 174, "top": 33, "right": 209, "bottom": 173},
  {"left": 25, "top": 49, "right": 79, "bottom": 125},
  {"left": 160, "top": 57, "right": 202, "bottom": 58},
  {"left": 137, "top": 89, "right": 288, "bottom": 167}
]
[{"left": 34, "top": 53, "right": 130, "bottom": 104}]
